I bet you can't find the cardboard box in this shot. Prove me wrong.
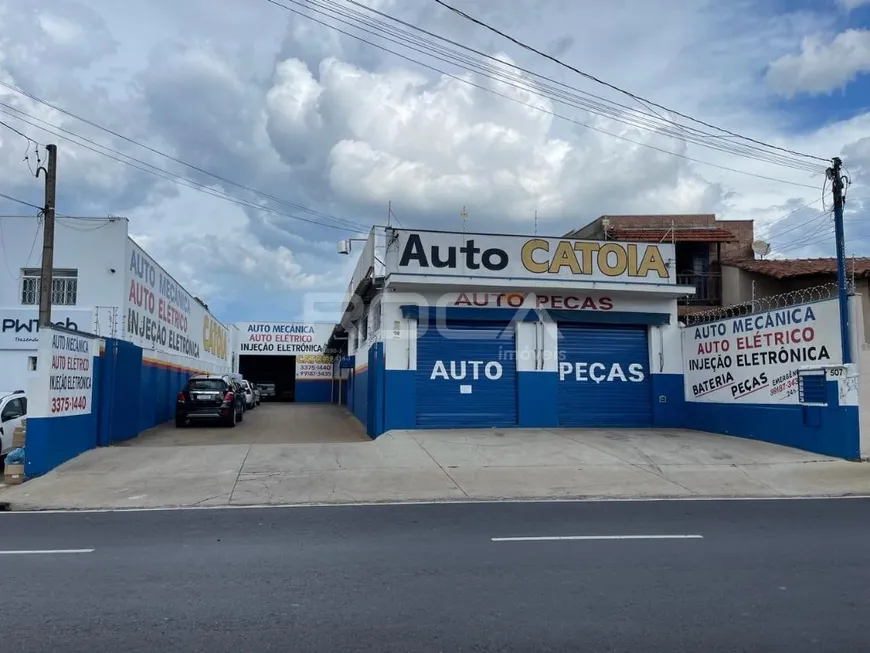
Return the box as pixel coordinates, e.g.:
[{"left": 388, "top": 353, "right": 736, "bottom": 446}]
[
  {"left": 11, "top": 426, "right": 25, "bottom": 449},
  {"left": 4, "top": 463, "right": 24, "bottom": 485}
]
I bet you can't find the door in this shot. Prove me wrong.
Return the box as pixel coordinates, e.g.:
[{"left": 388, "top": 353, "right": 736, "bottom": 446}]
[
  {"left": 1, "top": 396, "right": 25, "bottom": 453},
  {"left": 416, "top": 320, "right": 517, "bottom": 428},
  {"left": 557, "top": 323, "right": 653, "bottom": 427}
]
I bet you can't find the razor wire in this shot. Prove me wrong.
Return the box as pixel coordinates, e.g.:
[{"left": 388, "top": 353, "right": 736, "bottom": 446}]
[{"left": 683, "top": 283, "right": 844, "bottom": 327}]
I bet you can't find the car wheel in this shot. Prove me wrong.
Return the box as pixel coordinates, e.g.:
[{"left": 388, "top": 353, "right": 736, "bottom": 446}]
[{"left": 175, "top": 416, "right": 186, "bottom": 428}]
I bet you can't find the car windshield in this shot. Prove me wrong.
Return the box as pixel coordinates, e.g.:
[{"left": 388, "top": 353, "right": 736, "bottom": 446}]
[{"left": 188, "top": 379, "right": 225, "bottom": 391}]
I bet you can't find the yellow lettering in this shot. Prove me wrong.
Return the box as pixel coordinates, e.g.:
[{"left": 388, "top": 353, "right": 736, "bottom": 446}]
[
  {"left": 572, "top": 242, "right": 599, "bottom": 275},
  {"left": 627, "top": 244, "right": 638, "bottom": 275},
  {"left": 548, "top": 241, "right": 581, "bottom": 274},
  {"left": 597, "top": 243, "right": 627, "bottom": 276},
  {"left": 521, "top": 239, "right": 549, "bottom": 273},
  {"left": 202, "top": 316, "right": 228, "bottom": 360},
  {"left": 637, "top": 245, "right": 669, "bottom": 278}
]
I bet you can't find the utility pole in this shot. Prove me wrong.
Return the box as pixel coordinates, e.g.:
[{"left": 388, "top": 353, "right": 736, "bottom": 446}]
[
  {"left": 460, "top": 205, "right": 468, "bottom": 233},
  {"left": 828, "top": 156, "right": 851, "bottom": 364},
  {"left": 37, "top": 144, "right": 57, "bottom": 328}
]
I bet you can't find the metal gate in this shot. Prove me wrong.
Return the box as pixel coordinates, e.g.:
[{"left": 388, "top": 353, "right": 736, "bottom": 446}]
[
  {"left": 557, "top": 323, "right": 652, "bottom": 427},
  {"left": 416, "top": 320, "right": 517, "bottom": 428}
]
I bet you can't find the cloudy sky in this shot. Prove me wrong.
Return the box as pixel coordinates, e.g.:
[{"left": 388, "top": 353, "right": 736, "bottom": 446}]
[{"left": 1, "top": 0, "right": 869, "bottom": 325}]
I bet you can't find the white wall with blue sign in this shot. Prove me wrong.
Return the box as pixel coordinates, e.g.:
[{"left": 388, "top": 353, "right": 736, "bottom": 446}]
[
  {"left": 338, "top": 228, "right": 863, "bottom": 462},
  {"left": 681, "top": 297, "right": 862, "bottom": 459},
  {"left": 24, "top": 325, "right": 104, "bottom": 477}
]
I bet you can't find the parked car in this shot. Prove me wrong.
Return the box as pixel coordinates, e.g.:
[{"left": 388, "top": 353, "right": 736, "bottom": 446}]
[
  {"left": 0, "top": 390, "right": 26, "bottom": 455},
  {"left": 252, "top": 384, "right": 262, "bottom": 406},
  {"left": 175, "top": 375, "right": 244, "bottom": 428},
  {"left": 258, "top": 382, "right": 276, "bottom": 400},
  {"left": 240, "top": 380, "right": 256, "bottom": 410}
]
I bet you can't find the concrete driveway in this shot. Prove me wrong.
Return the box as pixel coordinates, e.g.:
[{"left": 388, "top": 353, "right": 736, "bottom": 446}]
[
  {"left": 3, "top": 421, "right": 870, "bottom": 510},
  {"left": 124, "top": 403, "right": 368, "bottom": 446}
]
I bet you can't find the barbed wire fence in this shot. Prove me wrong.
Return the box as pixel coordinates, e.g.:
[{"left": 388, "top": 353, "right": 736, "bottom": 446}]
[{"left": 683, "top": 282, "right": 846, "bottom": 327}]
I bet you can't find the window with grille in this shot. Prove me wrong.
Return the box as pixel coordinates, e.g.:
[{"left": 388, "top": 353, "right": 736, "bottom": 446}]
[{"left": 20, "top": 268, "right": 78, "bottom": 306}]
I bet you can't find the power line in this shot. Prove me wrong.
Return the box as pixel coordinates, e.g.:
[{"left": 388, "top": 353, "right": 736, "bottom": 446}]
[
  {"left": 0, "top": 81, "right": 369, "bottom": 233},
  {"left": 0, "top": 104, "right": 370, "bottom": 234},
  {"left": 0, "top": 191, "right": 43, "bottom": 212},
  {"left": 335, "top": 0, "right": 822, "bottom": 174},
  {"left": 432, "top": 0, "right": 828, "bottom": 165},
  {"left": 261, "top": 0, "right": 821, "bottom": 190},
  {"left": 0, "top": 119, "right": 40, "bottom": 145}
]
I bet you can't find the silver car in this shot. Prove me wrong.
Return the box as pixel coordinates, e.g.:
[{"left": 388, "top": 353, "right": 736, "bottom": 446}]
[{"left": 240, "top": 380, "right": 256, "bottom": 410}]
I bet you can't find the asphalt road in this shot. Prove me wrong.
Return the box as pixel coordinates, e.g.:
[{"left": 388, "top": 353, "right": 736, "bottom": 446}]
[{"left": 2, "top": 499, "right": 870, "bottom": 652}]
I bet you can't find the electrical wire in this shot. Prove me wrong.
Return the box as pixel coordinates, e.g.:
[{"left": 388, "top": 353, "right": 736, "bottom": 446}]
[
  {"left": 432, "top": 0, "right": 828, "bottom": 165},
  {"left": 0, "top": 106, "right": 370, "bottom": 234},
  {"left": 0, "top": 191, "right": 42, "bottom": 211},
  {"left": 0, "top": 82, "right": 369, "bottom": 234},
  {"left": 264, "top": 0, "right": 822, "bottom": 175},
  {"left": 333, "top": 0, "right": 823, "bottom": 174},
  {"left": 261, "top": 0, "right": 822, "bottom": 189},
  {"left": 0, "top": 119, "right": 40, "bottom": 145},
  {"left": 761, "top": 196, "right": 830, "bottom": 242}
]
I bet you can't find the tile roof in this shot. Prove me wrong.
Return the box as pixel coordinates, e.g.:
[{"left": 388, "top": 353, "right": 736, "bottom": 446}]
[
  {"left": 605, "top": 227, "right": 737, "bottom": 243},
  {"left": 724, "top": 258, "right": 870, "bottom": 279}
]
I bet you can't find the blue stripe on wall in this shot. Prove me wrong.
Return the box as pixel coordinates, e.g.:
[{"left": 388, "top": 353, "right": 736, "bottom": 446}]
[{"left": 296, "top": 380, "right": 333, "bottom": 402}]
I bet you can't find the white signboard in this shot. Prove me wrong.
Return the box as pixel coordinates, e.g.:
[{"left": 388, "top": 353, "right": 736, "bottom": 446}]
[
  {"left": 0, "top": 308, "right": 93, "bottom": 350},
  {"left": 44, "top": 330, "right": 95, "bottom": 416},
  {"left": 386, "top": 230, "right": 675, "bottom": 284},
  {"left": 235, "top": 321, "right": 334, "bottom": 356},
  {"left": 682, "top": 299, "right": 841, "bottom": 404},
  {"left": 123, "top": 240, "right": 230, "bottom": 365}
]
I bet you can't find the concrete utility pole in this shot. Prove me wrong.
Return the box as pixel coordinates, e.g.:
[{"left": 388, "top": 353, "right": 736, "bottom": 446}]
[
  {"left": 37, "top": 143, "right": 58, "bottom": 328},
  {"left": 828, "top": 156, "right": 851, "bottom": 364}
]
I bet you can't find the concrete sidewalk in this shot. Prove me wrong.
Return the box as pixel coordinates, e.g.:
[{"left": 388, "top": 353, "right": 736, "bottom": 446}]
[{"left": 2, "top": 427, "right": 869, "bottom": 510}]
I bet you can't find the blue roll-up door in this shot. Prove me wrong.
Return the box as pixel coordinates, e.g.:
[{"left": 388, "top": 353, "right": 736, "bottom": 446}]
[
  {"left": 557, "top": 323, "right": 652, "bottom": 427},
  {"left": 416, "top": 320, "right": 517, "bottom": 428}
]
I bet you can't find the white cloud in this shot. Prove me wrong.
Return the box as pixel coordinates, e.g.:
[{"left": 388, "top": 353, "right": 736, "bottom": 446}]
[
  {"left": 766, "top": 29, "right": 870, "bottom": 97},
  {"left": 1, "top": 0, "right": 870, "bottom": 322},
  {"left": 839, "top": 0, "right": 870, "bottom": 11}
]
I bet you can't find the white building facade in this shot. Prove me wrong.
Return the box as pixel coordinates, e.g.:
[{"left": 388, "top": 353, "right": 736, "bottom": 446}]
[
  {"left": 338, "top": 227, "right": 695, "bottom": 435},
  {"left": 0, "top": 216, "right": 231, "bottom": 393}
]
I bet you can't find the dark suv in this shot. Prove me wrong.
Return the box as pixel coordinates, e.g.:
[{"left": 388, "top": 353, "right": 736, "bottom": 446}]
[{"left": 175, "top": 375, "right": 245, "bottom": 428}]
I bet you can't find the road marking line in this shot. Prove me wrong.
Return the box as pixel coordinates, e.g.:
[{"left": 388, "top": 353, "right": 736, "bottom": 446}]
[
  {"left": 0, "top": 549, "right": 95, "bottom": 555},
  {"left": 491, "top": 535, "right": 703, "bottom": 542}
]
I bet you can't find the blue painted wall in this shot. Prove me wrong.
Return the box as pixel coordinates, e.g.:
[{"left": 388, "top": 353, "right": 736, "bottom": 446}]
[
  {"left": 650, "top": 374, "right": 685, "bottom": 429},
  {"left": 24, "top": 347, "right": 102, "bottom": 478},
  {"left": 683, "top": 379, "right": 860, "bottom": 459},
  {"left": 24, "top": 413, "right": 99, "bottom": 478},
  {"left": 517, "top": 372, "right": 557, "bottom": 427},
  {"left": 383, "top": 370, "right": 415, "bottom": 431},
  {"left": 376, "top": 370, "right": 685, "bottom": 436},
  {"left": 352, "top": 364, "right": 368, "bottom": 428},
  {"left": 296, "top": 380, "right": 332, "bottom": 403}
]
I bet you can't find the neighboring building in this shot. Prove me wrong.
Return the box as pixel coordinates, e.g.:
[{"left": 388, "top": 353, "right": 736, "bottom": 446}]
[
  {"left": 330, "top": 226, "right": 695, "bottom": 436},
  {"left": 565, "top": 214, "right": 755, "bottom": 318},
  {"left": 0, "top": 216, "right": 231, "bottom": 394},
  {"left": 231, "top": 320, "right": 340, "bottom": 402},
  {"left": 722, "top": 257, "right": 870, "bottom": 342}
]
